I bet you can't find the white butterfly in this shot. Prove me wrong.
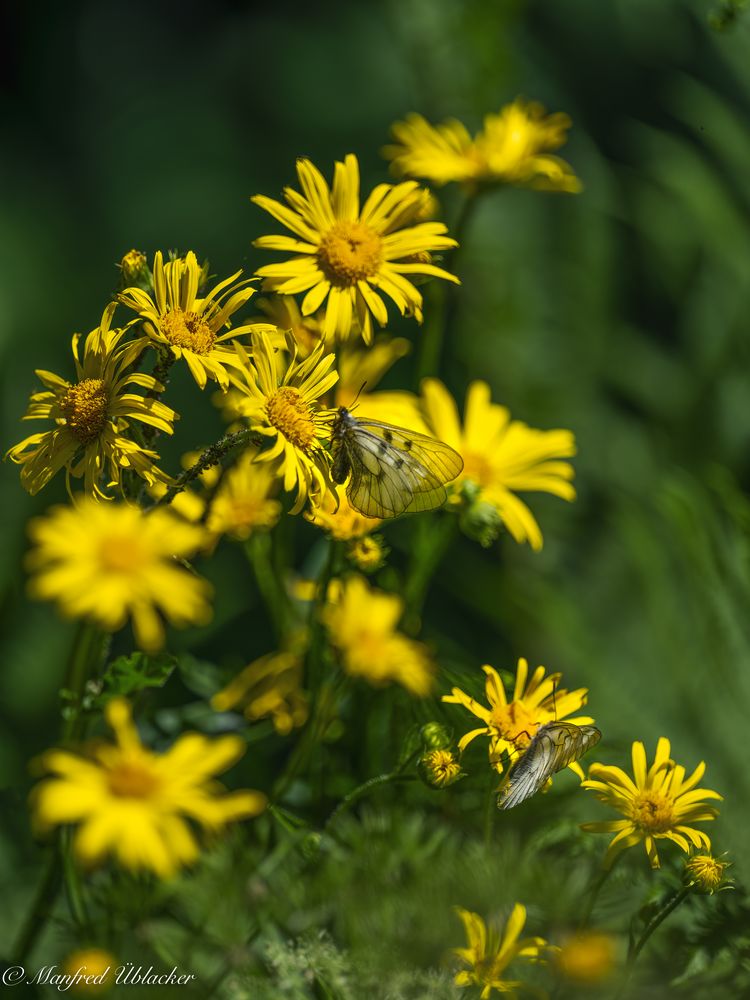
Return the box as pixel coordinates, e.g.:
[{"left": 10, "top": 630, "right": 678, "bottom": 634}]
[
  {"left": 329, "top": 407, "right": 463, "bottom": 518},
  {"left": 497, "top": 721, "right": 601, "bottom": 810}
]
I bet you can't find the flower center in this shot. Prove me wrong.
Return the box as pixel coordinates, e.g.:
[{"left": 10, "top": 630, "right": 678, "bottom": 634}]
[
  {"left": 161, "top": 308, "right": 215, "bottom": 355},
  {"left": 630, "top": 789, "right": 676, "bottom": 833},
  {"left": 98, "top": 535, "right": 146, "bottom": 574},
  {"left": 462, "top": 451, "right": 492, "bottom": 487},
  {"left": 490, "top": 699, "right": 541, "bottom": 747},
  {"left": 107, "top": 760, "right": 160, "bottom": 798},
  {"left": 265, "top": 387, "right": 317, "bottom": 449},
  {"left": 61, "top": 378, "right": 109, "bottom": 443},
  {"left": 318, "top": 221, "right": 382, "bottom": 286}
]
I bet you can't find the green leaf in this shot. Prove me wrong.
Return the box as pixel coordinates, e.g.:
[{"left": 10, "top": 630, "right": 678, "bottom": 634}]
[{"left": 91, "top": 651, "right": 176, "bottom": 704}]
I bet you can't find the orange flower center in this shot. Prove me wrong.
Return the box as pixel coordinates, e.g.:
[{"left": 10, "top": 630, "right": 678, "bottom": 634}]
[
  {"left": 161, "top": 308, "right": 215, "bottom": 355},
  {"left": 98, "top": 535, "right": 146, "bottom": 574},
  {"left": 107, "top": 760, "right": 160, "bottom": 798},
  {"left": 318, "top": 221, "right": 382, "bottom": 286},
  {"left": 490, "top": 699, "right": 541, "bottom": 747},
  {"left": 630, "top": 789, "right": 676, "bottom": 833},
  {"left": 265, "top": 387, "right": 317, "bottom": 449},
  {"left": 61, "top": 378, "right": 109, "bottom": 443}
]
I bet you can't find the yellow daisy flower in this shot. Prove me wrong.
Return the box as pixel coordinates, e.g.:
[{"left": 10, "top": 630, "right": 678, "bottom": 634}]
[
  {"left": 6, "top": 304, "right": 176, "bottom": 498},
  {"left": 305, "top": 483, "right": 382, "bottom": 541},
  {"left": 322, "top": 575, "right": 435, "bottom": 696},
  {"left": 554, "top": 931, "right": 617, "bottom": 986},
  {"left": 421, "top": 379, "right": 576, "bottom": 550},
  {"left": 118, "top": 250, "right": 272, "bottom": 390},
  {"left": 253, "top": 294, "right": 324, "bottom": 357},
  {"left": 212, "top": 651, "right": 308, "bottom": 736},
  {"left": 453, "top": 904, "right": 554, "bottom": 999},
  {"left": 61, "top": 948, "right": 115, "bottom": 993},
  {"left": 227, "top": 330, "right": 338, "bottom": 513},
  {"left": 206, "top": 449, "right": 282, "bottom": 540},
  {"left": 31, "top": 698, "right": 266, "bottom": 878},
  {"left": 581, "top": 738, "right": 722, "bottom": 869},
  {"left": 26, "top": 499, "right": 212, "bottom": 652},
  {"left": 683, "top": 853, "right": 732, "bottom": 894},
  {"left": 251, "top": 153, "right": 459, "bottom": 343},
  {"left": 384, "top": 99, "right": 581, "bottom": 192},
  {"left": 442, "top": 658, "right": 592, "bottom": 777}
]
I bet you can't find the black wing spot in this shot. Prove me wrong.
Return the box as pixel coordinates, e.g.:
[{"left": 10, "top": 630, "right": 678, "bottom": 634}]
[
  {"left": 383, "top": 429, "right": 393, "bottom": 443},
  {"left": 394, "top": 457, "right": 405, "bottom": 469},
  {"left": 403, "top": 439, "right": 413, "bottom": 451}
]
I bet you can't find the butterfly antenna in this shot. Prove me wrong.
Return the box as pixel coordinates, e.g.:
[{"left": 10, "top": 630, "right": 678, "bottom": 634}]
[{"left": 349, "top": 381, "right": 367, "bottom": 411}]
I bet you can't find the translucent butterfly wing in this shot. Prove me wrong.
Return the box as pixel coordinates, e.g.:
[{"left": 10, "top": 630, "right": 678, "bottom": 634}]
[
  {"left": 332, "top": 412, "right": 463, "bottom": 518},
  {"left": 498, "top": 722, "right": 601, "bottom": 810}
]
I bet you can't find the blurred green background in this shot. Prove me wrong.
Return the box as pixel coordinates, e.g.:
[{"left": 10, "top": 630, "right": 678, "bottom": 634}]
[{"left": 2, "top": 0, "right": 750, "bottom": 995}]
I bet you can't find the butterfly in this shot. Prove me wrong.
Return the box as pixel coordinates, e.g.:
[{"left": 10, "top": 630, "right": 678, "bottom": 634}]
[
  {"left": 329, "top": 407, "right": 464, "bottom": 518},
  {"left": 497, "top": 721, "right": 601, "bottom": 810}
]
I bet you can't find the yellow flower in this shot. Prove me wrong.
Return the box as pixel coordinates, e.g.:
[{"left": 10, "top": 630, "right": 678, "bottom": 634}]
[
  {"left": 206, "top": 449, "right": 282, "bottom": 540},
  {"left": 442, "top": 658, "right": 592, "bottom": 777},
  {"left": 453, "top": 904, "right": 554, "bottom": 999},
  {"left": 118, "top": 248, "right": 150, "bottom": 287},
  {"left": 335, "top": 334, "right": 411, "bottom": 408},
  {"left": 26, "top": 499, "right": 212, "bottom": 652},
  {"left": 6, "top": 304, "right": 176, "bottom": 498},
  {"left": 118, "top": 251, "right": 272, "bottom": 390},
  {"left": 322, "top": 575, "right": 435, "bottom": 696},
  {"left": 253, "top": 294, "right": 324, "bottom": 357},
  {"left": 252, "top": 153, "right": 459, "bottom": 343},
  {"left": 212, "top": 651, "right": 308, "bottom": 736},
  {"left": 347, "top": 535, "right": 387, "bottom": 572},
  {"left": 421, "top": 379, "right": 576, "bottom": 550},
  {"left": 228, "top": 330, "right": 338, "bottom": 512},
  {"left": 554, "top": 931, "right": 616, "bottom": 986},
  {"left": 581, "top": 738, "right": 722, "bottom": 869},
  {"left": 31, "top": 698, "right": 266, "bottom": 878},
  {"left": 683, "top": 852, "right": 732, "bottom": 894},
  {"left": 306, "top": 483, "right": 382, "bottom": 541},
  {"left": 384, "top": 99, "right": 581, "bottom": 192},
  {"left": 418, "top": 748, "right": 463, "bottom": 789},
  {"left": 60, "top": 948, "right": 115, "bottom": 994}
]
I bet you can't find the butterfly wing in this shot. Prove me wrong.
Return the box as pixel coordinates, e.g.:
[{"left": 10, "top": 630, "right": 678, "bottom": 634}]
[
  {"left": 340, "top": 416, "right": 463, "bottom": 518},
  {"left": 498, "top": 722, "right": 601, "bottom": 810}
]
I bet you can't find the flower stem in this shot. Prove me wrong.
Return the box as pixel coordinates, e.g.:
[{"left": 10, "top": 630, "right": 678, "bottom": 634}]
[
  {"left": 414, "top": 190, "right": 480, "bottom": 382},
  {"left": 324, "top": 772, "right": 418, "bottom": 833},
  {"left": 578, "top": 862, "right": 616, "bottom": 930},
  {"left": 245, "top": 533, "right": 290, "bottom": 642},
  {"left": 402, "top": 513, "right": 458, "bottom": 634},
  {"left": 616, "top": 887, "right": 691, "bottom": 997},
  {"left": 150, "top": 429, "right": 261, "bottom": 509},
  {"left": 10, "top": 845, "right": 62, "bottom": 963}
]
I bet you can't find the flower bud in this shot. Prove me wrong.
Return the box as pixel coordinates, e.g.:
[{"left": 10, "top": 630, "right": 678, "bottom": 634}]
[
  {"left": 418, "top": 748, "right": 464, "bottom": 789},
  {"left": 684, "top": 853, "right": 732, "bottom": 894},
  {"left": 117, "top": 249, "right": 150, "bottom": 290},
  {"left": 420, "top": 721, "right": 452, "bottom": 750}
]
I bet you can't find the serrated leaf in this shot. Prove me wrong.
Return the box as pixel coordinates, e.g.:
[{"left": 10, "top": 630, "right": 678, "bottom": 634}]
[{"left": 92, "top": 651, "right": 176, "bottom": 703}]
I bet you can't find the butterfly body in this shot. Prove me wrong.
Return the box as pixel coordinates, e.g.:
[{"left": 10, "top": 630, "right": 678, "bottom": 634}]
[
  {"left": 330, "top": 407, "right": 463, "bottom": 518},
  {"left": 498, "top": 721, "right": 601, "bottom": 810}
]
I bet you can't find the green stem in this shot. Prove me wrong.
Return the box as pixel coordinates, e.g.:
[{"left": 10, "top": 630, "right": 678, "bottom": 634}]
[
  {"left": 579, "top": 861, "right": 616, "bottom": 930},
  {"left": 10, "top": 845, "right": 63, "bottom": 963},
  {"left": 149, "top": 429, "right": 260, "bottom": 509},
  {"left": 414, "top": 190, "right": 481, "bottom": 382},
  {"left": 245, "top": 533, "right": 290, "bottom": 642},
  {"left": 617, "top": 887, "right": 691, "bottom": 997},
  {"left": 61, "top": 828, "right": 90, "bottom": 932},
  {"left": 62, "top": 622, "right": 105, "bottom": 742},
  {"left": 402, "top": 514, "right": 458, "bottom": 634},
  {"left": 483, "top": 771, "right": 497, "bottom": 848},
  {"left": 324, "top": 773, "right": 417, "bottom": 832}
]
